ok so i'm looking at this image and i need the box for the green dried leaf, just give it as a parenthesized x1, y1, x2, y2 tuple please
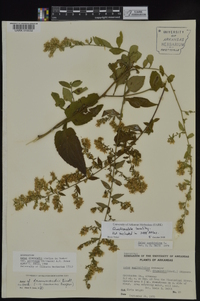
(129, 45, 142, 63)
(76, 184, 81, 195)
(59, 81, 71, 88)
(184, 144, 192, 159)
(97, 157, 102, 168)
(114, 131, 136, 145)
(123, 124, 142, 132)
(89, 104, 104, 117)
(54, 128, 86, 175)
(159, 65, 165, 76)
(126, 97, 157, 108)
(65, 93, 100, 125)
(150, 71, 163, 91)
(167, 74, 175, 83)
(95, 220, 101, 228)
(110, 65, 130, 94)
(109, 48, 125, 55)
(93, 36, 112, 48)
(147, 55, 154, 67)
(111, 193, 124, 199)
(116, 31, 123, 48)
(63, 88, 73, 102)
(178, 121, 185, 131)
(58, 192, 66, 196)
(102, 109, 120, 117)
(72, 80, 82, 87)
(115, 160, 125, 169)
(96, 202, 108, 208)
(101, 180, 111, 190)
(144, 118, 160, 135)
(187, 133, 194, 139)
(113, 179, 122, 186)
(51, 92, 65, 108)
(143, 59, 148, 68)
(127, 76, 145, 92)
(73, 87, 88, 95)
(91, 237, 100, 242)
(89, 176, 99, 181)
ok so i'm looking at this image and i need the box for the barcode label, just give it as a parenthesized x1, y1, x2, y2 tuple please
(7, 22, 41, 32)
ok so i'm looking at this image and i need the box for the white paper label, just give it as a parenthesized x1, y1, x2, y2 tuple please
(135, 240, 173, 249)
(101, 222, 172, 239)
(117, 250, 196, 299)
(13, 252, 76, 273)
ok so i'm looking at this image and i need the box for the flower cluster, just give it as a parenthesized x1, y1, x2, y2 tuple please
(101, 239, 119, 252)
(84, 259, 103, 289)
(124, 170, 147, 194)
(43, 37, 85, 57)
(94, 137, 108, 153)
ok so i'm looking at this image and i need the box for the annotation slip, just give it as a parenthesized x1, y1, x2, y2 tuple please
(13, 252, 76, 273)
(101, 222, 172, 239)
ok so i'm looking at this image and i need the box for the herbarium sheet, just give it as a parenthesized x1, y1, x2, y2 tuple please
(2, 20, 196, 298)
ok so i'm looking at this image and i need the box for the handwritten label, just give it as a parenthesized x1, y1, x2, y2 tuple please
(101, 222, 172, 239)
(156, 27, 190, 54)
(16, 274, 75, 291)
(135, 241, 173, 249)
(13, 252, 76, 273)
(117, 250, 196, 299)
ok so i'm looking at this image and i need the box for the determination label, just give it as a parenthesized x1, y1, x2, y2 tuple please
(13, 252, 77, 273)
(101, 222, 172, 239)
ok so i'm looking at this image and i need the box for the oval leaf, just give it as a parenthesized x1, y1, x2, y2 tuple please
(126, 97, 157, 108)
(72, 80, 82, 87)
(159, 65, 165, 76)
(150, 71, 163, 91)
(115, 160, 125, 169)
(127, 76, 145, 92)
(96, 202, 108, 208)
(63, 88, 72, 102)
(178, 121, 185, 131)
(187, 133, 194, 139)
(55, 128, 86, 175)
(111, 193, 124, 199)
(113, 179, 122, 186)
(167, 74, 175, 83)
(73, 87, 88, 95)
(116, 31, 123, 48)
(93, 36, 112, 48)
(95, 220, 101, 228)
(101, 180, 111, 190)
(147, 54, 154, 66)
(109, 48, 125, 55)
(59, 81, 71, 88)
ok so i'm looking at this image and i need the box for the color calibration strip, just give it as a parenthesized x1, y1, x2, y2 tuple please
(38, 8, 49, 21)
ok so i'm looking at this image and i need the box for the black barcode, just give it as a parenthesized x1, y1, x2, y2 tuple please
(12, 24, 35, 31)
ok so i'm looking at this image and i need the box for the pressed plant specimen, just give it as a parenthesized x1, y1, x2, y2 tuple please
(13, 31, 194, 289)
